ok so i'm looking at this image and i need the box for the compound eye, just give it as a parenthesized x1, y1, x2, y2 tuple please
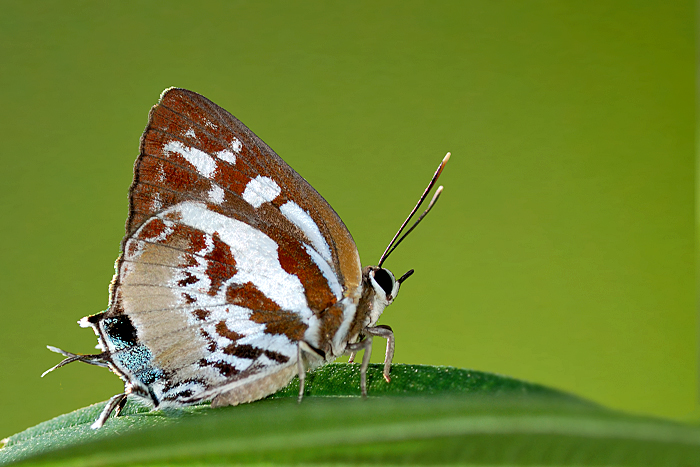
(373, 268, 395, 296)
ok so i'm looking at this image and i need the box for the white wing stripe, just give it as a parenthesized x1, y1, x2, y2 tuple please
(208, 184, 225, 204)
(164, 141, 217, 178)
(242, 176, 281, 208)
(170, 201, 311, 318)
(303, 243, 342, 299)
(280, 201, 332, 264)
(215, 149, 236, 164)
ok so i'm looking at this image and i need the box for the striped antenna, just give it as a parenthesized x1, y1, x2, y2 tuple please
(377, 152, 450, 267)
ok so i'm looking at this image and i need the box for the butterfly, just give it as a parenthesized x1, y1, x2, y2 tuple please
(44, 88, 449, 429)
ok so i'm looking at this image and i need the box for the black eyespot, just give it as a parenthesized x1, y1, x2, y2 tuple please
(373, 268, 394, 296)
(103, 316, 138, 350)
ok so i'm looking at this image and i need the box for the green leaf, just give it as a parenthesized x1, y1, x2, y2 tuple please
(2, 364, 698, 466)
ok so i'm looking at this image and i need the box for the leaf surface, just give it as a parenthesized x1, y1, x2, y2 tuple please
(2, 364, 698, 466)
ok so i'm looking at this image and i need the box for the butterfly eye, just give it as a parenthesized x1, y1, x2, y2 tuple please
(373, 268, 396, 297)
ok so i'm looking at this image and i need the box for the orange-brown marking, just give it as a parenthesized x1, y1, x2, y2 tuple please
(222, 343, 289, 364)
(200, 329, 217, 352)
(211, 161, 249, 196)
(277, 243, 336, 313)
(216, 320, 243, 342)
(193, 308, 209, 320)
(177, 272, 198, 288)
(208, 360, 239, 377)
(205, 232, 237, 296)
(138, 218, 167, 240)
(225, 282, 280, 312)
(182, 293, 196, 305)
(250, 309, 307, 342)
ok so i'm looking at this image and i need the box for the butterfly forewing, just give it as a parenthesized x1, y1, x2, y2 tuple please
(130, 88, 361, 291)
(100, 88, 363, 406)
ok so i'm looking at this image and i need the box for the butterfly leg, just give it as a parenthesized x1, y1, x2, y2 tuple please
(90, 393, 127, 430)
(296, 344, 306, 403)
(113, 392, 129, 418)
(363, 325, 394, 383)
(346, 336, 373, 397)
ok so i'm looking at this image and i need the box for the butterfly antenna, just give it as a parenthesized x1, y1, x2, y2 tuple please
(378, 152, 450, 267)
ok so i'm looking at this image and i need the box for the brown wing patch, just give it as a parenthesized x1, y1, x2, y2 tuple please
(206, 232, 236, 295)
(277, 244, 336, 313)
(225, 282, 280, 312)
(207, 360, 239, 378)
(250, 309, 307, 342)
(216, 320, 243, 341)
(223, 344, 289, 364)
(193, 308, 209, 320)
(138, 217, 168, 240)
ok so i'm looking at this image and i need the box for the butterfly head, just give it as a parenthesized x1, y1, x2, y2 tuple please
(364, 266, 415, 322)
(368, 266, 399, 301)
(360, 266, 397, 327)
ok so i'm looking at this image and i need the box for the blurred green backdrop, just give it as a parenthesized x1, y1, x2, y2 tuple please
(0, 1, 694, 438)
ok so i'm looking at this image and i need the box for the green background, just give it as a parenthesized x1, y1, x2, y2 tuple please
(0, 1, 694, 438)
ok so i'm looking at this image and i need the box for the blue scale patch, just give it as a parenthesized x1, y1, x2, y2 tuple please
(102, 316, 164, 386)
